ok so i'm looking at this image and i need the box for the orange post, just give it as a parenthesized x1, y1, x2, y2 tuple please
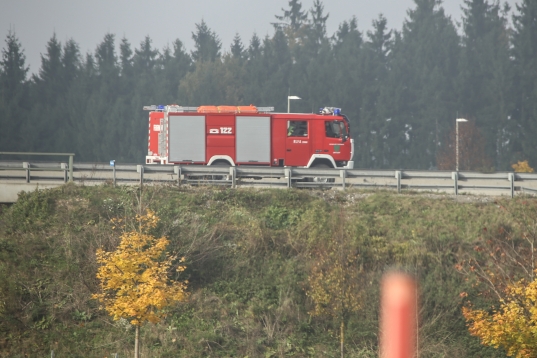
(380, 272, 417, 358)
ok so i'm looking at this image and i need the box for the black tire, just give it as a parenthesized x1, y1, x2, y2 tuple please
(308, 163, 336, 190)
(209, 161, 231, 181)
(311, 163, 335, 184)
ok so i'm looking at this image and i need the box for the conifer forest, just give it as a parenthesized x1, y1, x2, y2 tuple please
(1, 0, 536, 171)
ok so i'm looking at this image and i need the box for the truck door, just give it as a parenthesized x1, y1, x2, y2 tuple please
(285, 120, 311, 166)
(323, 120, 349, 158)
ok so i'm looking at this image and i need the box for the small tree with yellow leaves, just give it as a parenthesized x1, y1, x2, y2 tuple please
(307, 250, 362, 358)
(512, 160, 534, 173)
(305, 211, 362, 358)
(459, 201, 537, 357)
(463, 273, 537, 358)
(93, 209, 188, 358)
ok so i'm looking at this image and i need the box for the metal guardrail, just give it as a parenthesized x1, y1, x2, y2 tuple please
(0, 152, 75, 181)
(1, 161, 537, 198)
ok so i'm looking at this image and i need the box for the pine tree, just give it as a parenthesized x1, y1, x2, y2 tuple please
(88, 33, 121, 161)
(95, 33, 119, 78)
(62, 39, 81, 87)
(360, 15, 393, 168)
(35, 34, 63, 102)
(458, 0, 512, 169)
(329, 17, 363, 147)
(292, 0, 329, 84)
(309, 0, 329, 47)
(260, 30, 292, 111)
(133, 36, 159, 72)
(0, 30, 29, 152)
(383, 0, 460, 169)
(247, 33, 262, 60)
(56, 38, 81, 153)
(242, 33, 264, 106)
(156, 39, 191, 103)
(30, 33, 64, 152)
(68, 53, 96, 161)
(333, 16, 359, 50)
(511, 0, 537, 169)
(0, 30, 28, 103)
(191, 20, 221, 62)
(119, 37, 134, 79)
(230, 33, 244, 59)
(275, 0, 308, 33)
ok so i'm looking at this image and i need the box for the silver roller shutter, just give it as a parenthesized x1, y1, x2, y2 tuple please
(236, 116, 271, 163)
(168, 115, 206, 162)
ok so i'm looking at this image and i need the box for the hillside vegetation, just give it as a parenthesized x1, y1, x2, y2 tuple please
(1, 184, 534, 357)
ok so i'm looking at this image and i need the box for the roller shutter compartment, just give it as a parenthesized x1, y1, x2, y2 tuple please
(168, 115, 206, 162)
(236, 116, 271, 163)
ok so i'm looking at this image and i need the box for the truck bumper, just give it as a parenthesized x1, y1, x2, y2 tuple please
(344, 161, 354, 169)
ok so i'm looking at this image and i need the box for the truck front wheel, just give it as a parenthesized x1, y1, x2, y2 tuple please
(311, 163, 336, 185)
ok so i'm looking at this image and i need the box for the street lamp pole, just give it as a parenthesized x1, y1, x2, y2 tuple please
(288, 95, 301, 113)
(456, 118, 468, 171)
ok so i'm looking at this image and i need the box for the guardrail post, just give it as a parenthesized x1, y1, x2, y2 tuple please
(395, 171, 401, 193)
(61, 163, 68, 182)
(508, 173, 515, 198)
(23, 162, 30, 183)
(452, 172, 458, 196)
(137, 165, 144, 186)
(230, 166, 236, 189)
(340, 170, 346, 190)
(285, 168, 292, 188)
(68, 155, 74, 182)
(174, 165, 181, 186)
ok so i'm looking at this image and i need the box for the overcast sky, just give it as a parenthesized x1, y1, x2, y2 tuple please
(1, 0, 520, 75)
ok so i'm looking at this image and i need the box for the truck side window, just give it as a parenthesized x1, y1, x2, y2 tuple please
(325, 121, 341, 138)
(288, 120, 308, 137)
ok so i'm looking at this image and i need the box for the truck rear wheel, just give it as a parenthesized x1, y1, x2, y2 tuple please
(209, 161, 231, 181)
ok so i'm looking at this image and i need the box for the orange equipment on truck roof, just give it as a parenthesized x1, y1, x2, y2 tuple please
(197, 105, 259, 114)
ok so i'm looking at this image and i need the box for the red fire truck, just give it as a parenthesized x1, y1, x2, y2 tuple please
(144, 105, 354, 169)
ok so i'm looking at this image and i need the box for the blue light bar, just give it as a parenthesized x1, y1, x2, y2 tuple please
(319, 107, 342, 115)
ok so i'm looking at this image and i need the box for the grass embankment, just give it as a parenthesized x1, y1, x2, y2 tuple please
(0, 184, 530, 357)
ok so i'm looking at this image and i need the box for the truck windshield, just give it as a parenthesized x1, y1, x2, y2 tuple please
(325, 121, 348, 138)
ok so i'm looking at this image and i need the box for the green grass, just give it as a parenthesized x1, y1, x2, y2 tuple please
(1, 184, 528, 357)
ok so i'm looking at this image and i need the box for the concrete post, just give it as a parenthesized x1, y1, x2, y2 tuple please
(68, 155, 74, 182)
(395, 171, 402, 193)
(452, 172, 458, 196)
(61, 163, 68, 182)
(285, 168, 292, 188)
(23, 162, 30, 183)
(174, 165, 181, 186)
(230, 166, 236, 188)
(509, 173, 515, 198)
(340, 170, 346, 190)
(137, 165, 144, 186)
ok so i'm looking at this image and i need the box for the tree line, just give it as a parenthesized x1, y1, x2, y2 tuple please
(0, 0, 536, 170)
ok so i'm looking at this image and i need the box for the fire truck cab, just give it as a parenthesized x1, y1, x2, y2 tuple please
(144, 105, 354, 169)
